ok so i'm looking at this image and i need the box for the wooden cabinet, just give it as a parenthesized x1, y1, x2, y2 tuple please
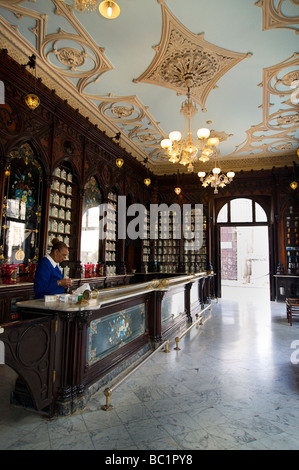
(285, 206, 299, 275)
(183, 207, 207, 274)
(104, 191, 118, 276)
(48, 163, 78, 278)
(152, 205, 208, 274)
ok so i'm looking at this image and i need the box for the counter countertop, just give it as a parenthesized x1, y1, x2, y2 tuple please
(16, 273, 209, 312)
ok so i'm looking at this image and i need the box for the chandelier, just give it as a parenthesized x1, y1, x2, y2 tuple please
(161, 76, 220, 173)
(198, 164, 235, 194)
(74, 0, 98, 12)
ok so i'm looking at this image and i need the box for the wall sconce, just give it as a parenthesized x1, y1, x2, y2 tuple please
(144, 178, 151, 186)
(174, 187, 181, 195)
(290, 181, 298, 190)
(25, 93, 40, 110)
(116, 158, 124, 168)
(23, 54, 40, 110)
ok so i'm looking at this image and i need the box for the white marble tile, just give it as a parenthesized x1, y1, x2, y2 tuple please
(115, 402, 155, 424)
(90, 424, 136, 450)
(1, 294, 299, 451)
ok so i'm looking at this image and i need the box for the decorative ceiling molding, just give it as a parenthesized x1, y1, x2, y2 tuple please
(225, 53, 299, 160)
(255, 0, 299, 34)
(150, 152, 296, 176)
(0, 0, 297, 176)
(134, 3, 252, 112)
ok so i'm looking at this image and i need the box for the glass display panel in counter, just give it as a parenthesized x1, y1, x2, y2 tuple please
(87, 303, 146, 366)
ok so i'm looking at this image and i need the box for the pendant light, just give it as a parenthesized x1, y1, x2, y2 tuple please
(99, 1, 120, 19)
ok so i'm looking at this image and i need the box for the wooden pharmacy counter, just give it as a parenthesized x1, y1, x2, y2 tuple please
(0, 274, 133, 324)
(0, 272, 214, 416)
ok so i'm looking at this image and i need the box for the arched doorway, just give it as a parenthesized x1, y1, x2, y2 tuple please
(216, 198, 271, 301)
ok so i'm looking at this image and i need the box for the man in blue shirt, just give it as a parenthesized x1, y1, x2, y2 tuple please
(34, 241, 72, 299)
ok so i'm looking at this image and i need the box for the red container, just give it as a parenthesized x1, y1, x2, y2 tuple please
(1, 264, 7, 283)
(84, 264, 94, 278)
(6, 264, 18, 283)
(96, 263, 104, 276)
(29, 263, 37, 281)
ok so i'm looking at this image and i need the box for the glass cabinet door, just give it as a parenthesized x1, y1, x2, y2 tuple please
(81, 176, 102, 275)
(0, 142, 43, 281)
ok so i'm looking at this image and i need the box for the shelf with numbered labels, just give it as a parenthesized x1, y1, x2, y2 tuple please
(152, 209, 181, 274)
(48, 163, 79, 278)
(285, 205, 299, 275)
(141, 208, 151, 273)
(103, 191, 118, 276)
(183, 207, 208, 274)
(151, 205, 208, 275)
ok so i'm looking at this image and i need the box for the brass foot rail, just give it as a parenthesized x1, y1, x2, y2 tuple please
(174, 304, 211, 351)
(101, 339, 170, 411)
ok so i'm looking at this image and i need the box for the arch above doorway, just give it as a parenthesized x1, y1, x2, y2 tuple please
(217, 198, 268, 224)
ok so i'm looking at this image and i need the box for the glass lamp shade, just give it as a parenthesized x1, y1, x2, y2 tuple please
(197, 128, 210, 139)
(202, 148, 213, 157)
(99, 0, 120, 18)
(207, 137, 219, 146)
(290, 181, 298, 190)
(212, 167, 221, 175)
(174, 187, 181, 195)
(169, 154, 179, 164)
(25, 93, 40, 110)
(199, 154, 210, 163)
(198, 171, 206, 178)
(161, 138, 172, 149)
(169, 131, 182, 142)
(227, 171, 235, 179)
(116, 158, 124, 168)
(144, 178, 151, 186)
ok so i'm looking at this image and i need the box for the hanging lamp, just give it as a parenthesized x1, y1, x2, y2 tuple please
(99, 0, 120, 18)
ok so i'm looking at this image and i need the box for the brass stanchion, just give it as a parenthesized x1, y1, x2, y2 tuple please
(101, 387, 113, 411)
(101, 339, 171, 411)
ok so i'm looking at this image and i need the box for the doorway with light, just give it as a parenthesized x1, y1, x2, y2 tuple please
(217, 198, 271, 301)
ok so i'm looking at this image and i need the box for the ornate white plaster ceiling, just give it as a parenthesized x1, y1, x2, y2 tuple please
(0, 0, 298, 175)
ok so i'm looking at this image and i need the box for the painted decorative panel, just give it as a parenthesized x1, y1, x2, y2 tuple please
(161, 291, 185, 325)
(87, 303, 146, 366)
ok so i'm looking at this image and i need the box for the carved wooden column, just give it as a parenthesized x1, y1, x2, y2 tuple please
(148, 289, 165, 342)
(184, 281, 192, 321)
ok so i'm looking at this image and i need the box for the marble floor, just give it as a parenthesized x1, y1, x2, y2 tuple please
(1, 287, 299, 450)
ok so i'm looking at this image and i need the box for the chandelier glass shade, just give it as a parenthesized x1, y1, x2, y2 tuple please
(198, 167, 235, 194)
(161, 90, 220, 174)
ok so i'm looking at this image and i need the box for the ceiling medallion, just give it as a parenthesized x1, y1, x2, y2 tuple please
(74, 0, 98, 12)
(134, 4, 251, 111)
